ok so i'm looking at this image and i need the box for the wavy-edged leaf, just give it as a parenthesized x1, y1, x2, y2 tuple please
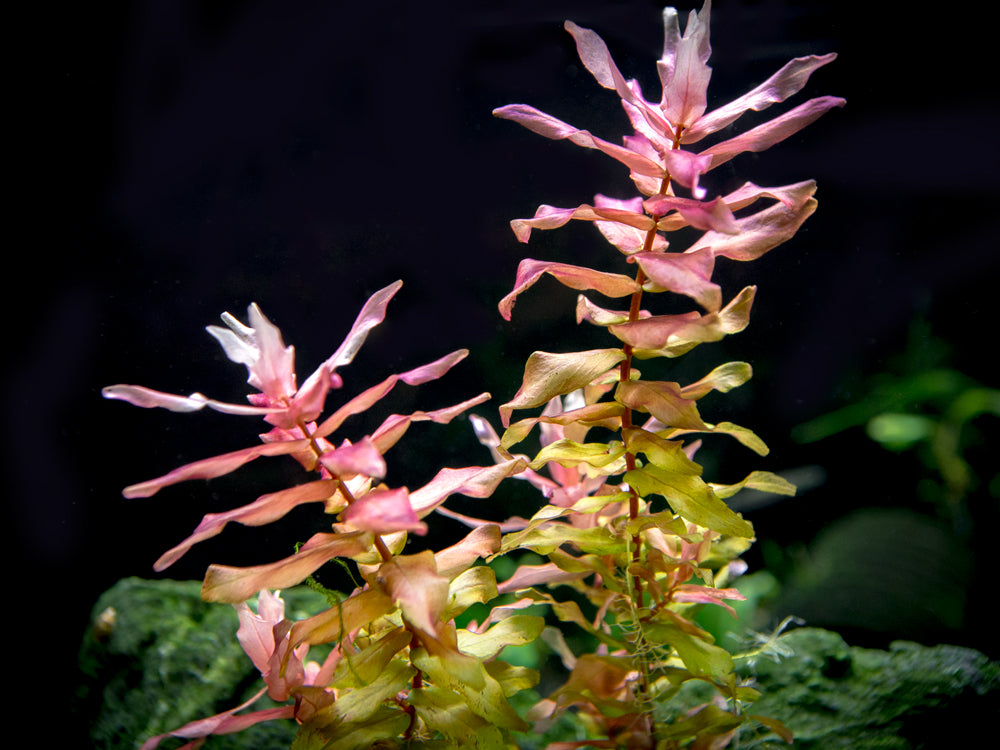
(201, 530, 372, 602)
(457, 614, 546, 661)
(500, 400, 624, 450)
(412, 649, 529, 731)
(379, 550, 450, 636)
(711, 470, 797, 499)
(501, 522, 621, 556)
(616, 379, 707, 432)
(153, 479, 338, 571)
(625, 464, 754, 538)
(622, 427, 702, 476)
(610, 286, 755, 358)
(680, 361, 753, 400)
(447, 564, 499, 619)
(529, 438, 626, 472)
(502, 349, 626, 427)
(409, 687, 507, 749)
(287, 587, 395, 651)
(499, 258, 640, 322)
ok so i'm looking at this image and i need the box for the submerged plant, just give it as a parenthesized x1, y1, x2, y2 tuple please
(468, 0, 842, 745)
(104, 283, 534, 748)
(101, 2, 840, 748)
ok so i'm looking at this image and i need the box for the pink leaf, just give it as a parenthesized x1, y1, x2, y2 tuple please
(318, 436, 387, 479)
(493, 104, 663, 177)
(688, 192, 818, 261)
(154, 479, 339, 571)
(318, 280, 403, 372)
(409, 460, 529, 517)
(102, 385, 276, 416)
(201, 531, 371, 603)
(700, 96, 846, 170)
(121, 440, 308, 499)
(632, 247, 721, 312)
(138, 687, 291, 750)
(658, 1, 713, 128)
(341, 487, 427, 535)
(500, 258, 639, 321)
(685, 53, 838, 143)
(379, 550, 450, 635)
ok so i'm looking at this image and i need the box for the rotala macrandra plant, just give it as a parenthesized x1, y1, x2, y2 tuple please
(103, 2, 841, 748)
(465, 0, 842, 745)
(104, 282, 535, 749)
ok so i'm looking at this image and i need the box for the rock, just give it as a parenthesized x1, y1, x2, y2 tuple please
(744, 627, 1000, 749)
(75, 577, 330, 750)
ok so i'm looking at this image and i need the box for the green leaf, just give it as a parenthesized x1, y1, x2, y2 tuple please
(457, 615, 546, 660)
(410, 686, 508, 749)
(447, 564, 499, 620)
(711, 470, 797, 500)
(288, 587, 394, 652)
(625, 464, 754, 538)
(292, 704, 411, 750)
(501, 522, 622, 556)
(500, 349, 626, 427)
(529, 438, 626, 471)
(412, 650, 529, 731)
(332, 626, 411, 688)
(327, 658, 416, 725)
(680, 361, 754, 399)
(623, 427, 702, 476)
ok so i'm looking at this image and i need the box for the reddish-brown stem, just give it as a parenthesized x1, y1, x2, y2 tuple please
(298, 419, 394, 563)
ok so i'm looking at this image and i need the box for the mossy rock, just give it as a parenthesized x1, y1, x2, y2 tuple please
(75, 579, 998, 749)
(744, 627, 999, 749)
(75, 577, 331, 750)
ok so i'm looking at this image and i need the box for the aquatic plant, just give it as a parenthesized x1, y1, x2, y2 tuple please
(103, 2, 841, 747)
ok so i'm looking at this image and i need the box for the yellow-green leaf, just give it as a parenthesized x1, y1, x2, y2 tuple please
(625, 464, 754, 538)
(500, 349, 626, 427)
(711, 470, 797, 500)
(457, 614, 545, 661)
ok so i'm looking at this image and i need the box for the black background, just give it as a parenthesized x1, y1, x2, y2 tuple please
(11, 0, 998, 735)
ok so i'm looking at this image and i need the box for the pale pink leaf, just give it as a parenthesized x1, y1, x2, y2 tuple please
(318, 436, 387, 479)
(122, 440, 308, 499)
(688, 194, 818, 261)
(632, 246, 721, 312)
(341, 487, 427, 535)
(102, 385, 276, 416)
(154, 479, 339, 571)
(685, 53, 838, 143)
(319, 280, 403, 372)
(700, 96, 846, 170)
(658, 1, 713, 128)
(409, 460, 529, 517)
(500, 258, 640, 321)
(434, 525, 503, 579)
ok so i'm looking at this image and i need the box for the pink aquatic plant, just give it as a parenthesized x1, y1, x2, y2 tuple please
(102, 3, 841, 747)
(479, 0, 841, 745)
